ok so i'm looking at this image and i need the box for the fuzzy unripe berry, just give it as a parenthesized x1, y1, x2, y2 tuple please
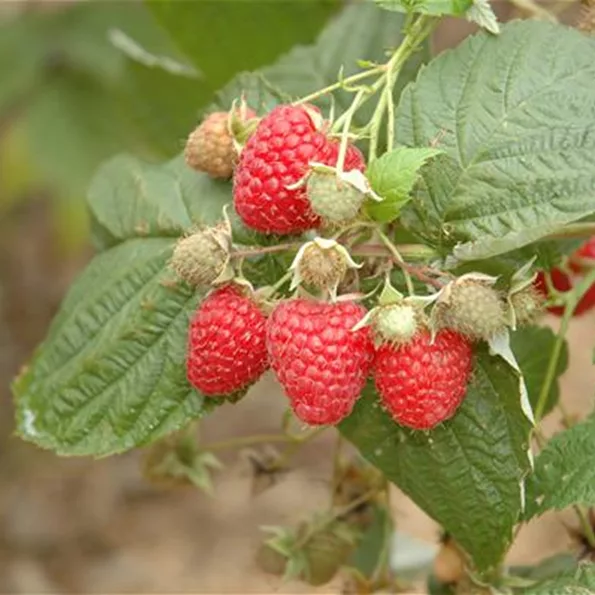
(374, 303, 419, 345)
(299, 242, 347, 290)
(307, 171, 366, 225)
(436, 278, 506, 341)
(170, 225, 230, 287)
(185, 108, 255, 179)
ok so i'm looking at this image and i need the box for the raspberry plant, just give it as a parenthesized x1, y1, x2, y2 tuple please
(11, 2, 595, 592)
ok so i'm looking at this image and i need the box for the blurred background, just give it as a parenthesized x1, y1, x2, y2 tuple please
(0, 1, 591, 593)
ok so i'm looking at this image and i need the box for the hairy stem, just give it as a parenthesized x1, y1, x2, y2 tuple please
(377, 229, 416, 294)
(294, 65, 385, 106)
(336, 87, 368, 172)
(367, 15, 436, 161)
(232, 242, 302, 258)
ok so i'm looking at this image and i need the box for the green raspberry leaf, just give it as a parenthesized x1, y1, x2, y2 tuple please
(524, 413, 595, 520)
(12, 238, 213, 457)
(375, 0, 473, 16)
(340, 347, 532, 572)
(88, 154, 231, 250)
(511, 326, 568, 418)
(466, 0, 500, 35)
(147, 0, 340, 93)
(395, 21, 595, 261)
(518, 562, 595, 595)
(366, 146, 444, 223)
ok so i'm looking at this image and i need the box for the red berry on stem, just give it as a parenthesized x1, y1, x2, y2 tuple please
(266, 299, 374, 425)
(233, 104, 365, 235)
(187, 285, 268, 397)
(375, 330, 473, 430)
(534, 269, 595, 317)
(569, 236, 595, 273)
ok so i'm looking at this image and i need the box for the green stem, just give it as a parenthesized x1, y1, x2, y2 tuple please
(385, 66, 395, 153)
(295, 488, 379, 550)
(546, 222, 595, 240)
(232, 242, 302, 259)
(294, 65, 385, 106)
(376, 229, 415, 295)
(330, 432, 344, 505)
(534, 267, 595, 420)
(336, 88, 367, 172)
(366, 15, 436, 161)
(576, 506, 595, 549)
(270, 270, 292, 293)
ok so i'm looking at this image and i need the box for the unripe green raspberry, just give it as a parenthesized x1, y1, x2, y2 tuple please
(299, 243, 348, 290)
(170, 225, 230, 287)
(290, 238, 360, 297)
(510, 284, 544, 326)
(306, 171, 365, 224)
(374, 303, 419, 345)
(437, 279, 506, 341)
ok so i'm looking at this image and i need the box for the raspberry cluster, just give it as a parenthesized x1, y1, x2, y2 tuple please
(178, 101, 595, 431)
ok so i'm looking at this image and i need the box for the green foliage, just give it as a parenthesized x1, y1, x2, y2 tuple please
(376, 0, 473, 16)
(466, 0, 500, 34)
(348, 505, 393, 578)
(88, 155, 230, 250)
(524, 413, 595, 520)
(510, 326, 568, 418)
(395, 21, 595, 262)
(518, 562, 595, 595)
(147, 0, 340, 93)
(366, 146, 444, 222)
(0, 3, 186, 195)
(340, 348, 533, 572)
(12, 238, 209, 457)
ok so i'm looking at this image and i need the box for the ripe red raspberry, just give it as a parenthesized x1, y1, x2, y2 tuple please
(569, 236, 595, 273)
(534, 269, 595, 317)
(375, 330, 473, 430)
(187, 285, 268, 397)
(233, 105, 365, 235)
(266, 299, 374, 425)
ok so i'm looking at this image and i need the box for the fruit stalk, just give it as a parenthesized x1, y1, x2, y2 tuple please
(534, 266, 595, 420)
(293, 64, 385, 106)
(367, 15, 437, 161)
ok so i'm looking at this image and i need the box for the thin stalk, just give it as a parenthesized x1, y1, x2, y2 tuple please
(231, 242, 302, 259)
(294, 66, 385, 106)
(376, 229, 415, 295)
(534, 267, 595, 420)
(330, 432, 344, 506)
(576, 506, 595, 549)
(351, 244, 445, 289)
(336, 87, 368, 172)
(366, 15, 436, 161)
